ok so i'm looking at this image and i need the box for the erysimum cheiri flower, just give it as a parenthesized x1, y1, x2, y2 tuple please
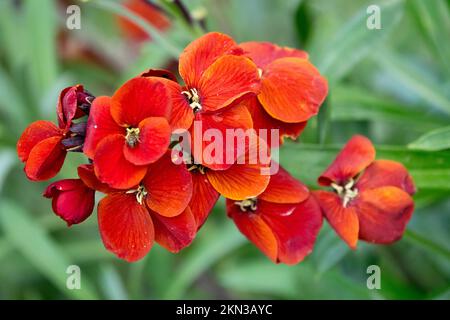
(239, 42, 328, 146)
(83, 77, 172, 189)
(226, 165, 322, 264)
(313, 135, 416, 249)
(17, 85, 93, 181)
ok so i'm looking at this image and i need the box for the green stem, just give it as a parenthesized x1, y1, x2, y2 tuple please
(403, 229, 450, 261)
(90, 0, 183, 58)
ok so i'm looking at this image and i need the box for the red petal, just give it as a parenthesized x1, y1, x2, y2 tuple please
(98, 193, 154, 262)
(198, 55, 260, 112)
(25, 136, 66, 181)
(111, 77, 171, 127)
(190, 102, 254, 170)
(151, 206, 197, 253)
(77, 164, 114, 194)
(240, 41, 308, 68)
(139, 68, 178, 82)
(258, 57, 328, 122)
(123, 117, 171, 165)
(258, 164, 309, 204)
(44, 179, 94, 226)
(83, 96, 123, 159)
(318, 135, 376, 186)
(189, 171, 220, 229)
(179, 32, 243, 88)
(17, 120, 62, 162)
(356, 160, 416, 195)
(355, 187, 414, 244)
(57, 85, 85, 129)
(94, 134, 147, 189)
(313, 191, 359, 249)
(143, 152, 193, 217)
(244, 96, 306, 147)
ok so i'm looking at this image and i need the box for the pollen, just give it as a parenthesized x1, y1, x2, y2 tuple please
(235, 197, 258, 212)
(125, 127, 140, 148)
(126, 185, 148, 205)
(181, 88, 202, 113)
(331, 179, 358, 208)
(187, 164, 206, 175)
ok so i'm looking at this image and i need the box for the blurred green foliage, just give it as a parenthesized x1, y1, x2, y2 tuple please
(0, 0, 449, 300)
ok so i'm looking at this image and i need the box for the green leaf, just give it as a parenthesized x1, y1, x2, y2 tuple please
(408, 126, 450, 151)
(313, 0, 404, 82)
(0, 200, 99, 299)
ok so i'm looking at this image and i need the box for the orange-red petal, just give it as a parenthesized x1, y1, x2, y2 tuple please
(77, 164, 115, 194)
(17, 120, 62, 162)
(179, 32, 243, 88)
(318, 135, 376, 186)
(94, 134, 147, 189)
(189, 171, 220, 229)
(151, 206, 197, 253)
(143, 152, 192, 217)
(313, 190, 359, 249)
(98, 193, 154, 262)
(123, 117, 171, 165)
(83, 96, 123, 159)
(258, 57, 328, 123)
(355, 187, 414, 244)
(258, 164, 309, 204)
(356, 160, 416, 195)
(198, 55, 260, 112)
(24, 136, 66, 181)
(240, 41, 308, 68)
(111, 77, 171, 127)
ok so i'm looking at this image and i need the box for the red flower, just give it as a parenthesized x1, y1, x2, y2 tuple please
(240, 41, 328, 144)
(226, 165, 322, 264)
(313, 135, 416, 249)
(96, 153, 195, 262)
(17, 85, 92, 181)
(43, 178, 95, 226)
(143, 32, 260, 170)
(83, 77, 172, 189)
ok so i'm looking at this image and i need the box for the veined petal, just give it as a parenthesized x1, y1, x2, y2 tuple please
(259, 57, 328, 122)
(318, 135, 376, 186)
(98, 193, 154, 262)
(151, 206, 197, 253)
(355, 187, 414, 244)
(25, 136, 66, 181)
(313, 190, 359, 249)
(189, 171, 220, 229)
(83, 96, 123, 159)
(57, 85, 86, 129)
(356, 160, 416, 195)
(240, 41, 308, 68)
(143, 152, 193, 217)
(77, 164, 114, 194)
(258, 164, 309, 204)
(179, 32, 243, 88)
(111, 77, 171, 127)
(198, 55, 260, 112)
(94, 134, 147, 189)
(44, 179, 95, 226)
(17, 120, 62, 162)
(123, 117, 171, 165)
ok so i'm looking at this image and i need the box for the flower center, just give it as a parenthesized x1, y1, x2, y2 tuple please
(331, 178, 358, 208)
(125, 127, 140, 148)
(126, 185, 147, 205)
(181, 88, 202, 113)
(187, 164, 206, 175)
(235, 197, 258, 212)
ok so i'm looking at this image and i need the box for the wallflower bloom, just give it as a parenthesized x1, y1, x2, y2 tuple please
(226, 165, 322, 264)
(84, 77, 172, 189)
(240, 42, 328, 144)
(17, 85, 92, 181)
(314, 135, 416, 249)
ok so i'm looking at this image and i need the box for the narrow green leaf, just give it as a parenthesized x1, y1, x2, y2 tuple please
(408, 126, 450, 151)
(0, 200, 99, 299)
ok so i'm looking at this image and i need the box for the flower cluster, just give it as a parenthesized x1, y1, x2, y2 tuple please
(17, 32, 415, 263)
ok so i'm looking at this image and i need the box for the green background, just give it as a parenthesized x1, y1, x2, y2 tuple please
(0, 0, 449, 299)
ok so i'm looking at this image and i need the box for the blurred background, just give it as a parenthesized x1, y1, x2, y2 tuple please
(0, 0, 449, 299)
